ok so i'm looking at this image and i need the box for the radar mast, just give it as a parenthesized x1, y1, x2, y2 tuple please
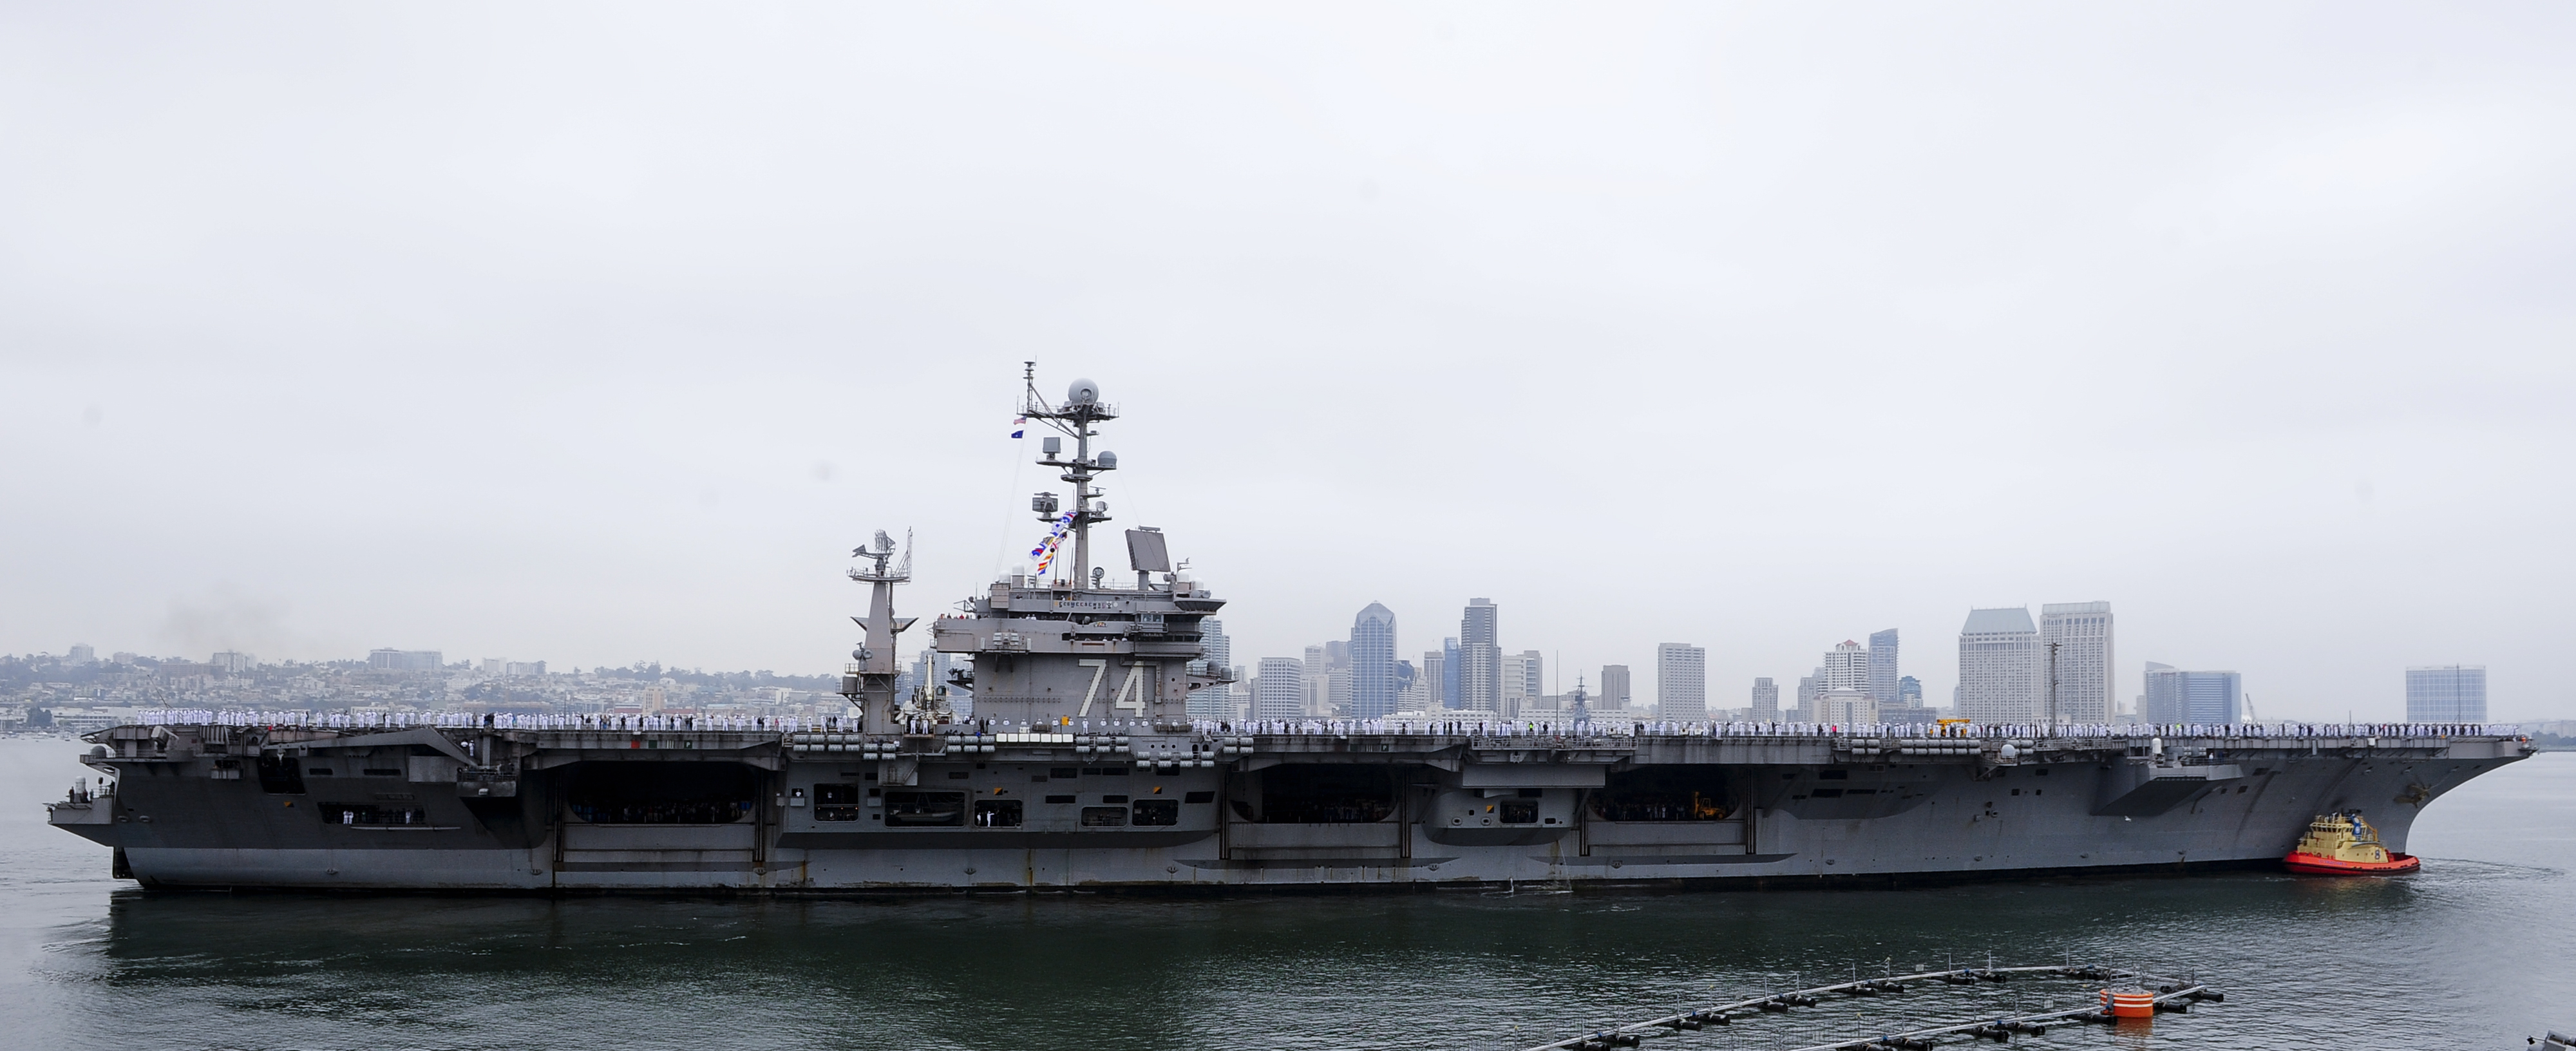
(1019, 361, 1119, 586)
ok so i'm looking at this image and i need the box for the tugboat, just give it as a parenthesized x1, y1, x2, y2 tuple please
(2283, 811, 2420, 875)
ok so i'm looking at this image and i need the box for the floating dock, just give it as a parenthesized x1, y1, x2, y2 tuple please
(1524, 963, 2222, 1051)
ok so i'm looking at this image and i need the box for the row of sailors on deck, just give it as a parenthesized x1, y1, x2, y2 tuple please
(128, 708, 2508, 743)
(1176, 719, 2510, 741)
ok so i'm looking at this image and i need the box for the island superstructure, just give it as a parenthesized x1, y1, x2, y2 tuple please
(44, 369, 2536, 891)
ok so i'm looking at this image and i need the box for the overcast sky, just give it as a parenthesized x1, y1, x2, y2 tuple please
(5, 4, 2572, 721)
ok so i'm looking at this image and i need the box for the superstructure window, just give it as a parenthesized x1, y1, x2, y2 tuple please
(1132, 800, 1178, 826)
(1499, 800, 1538, 824)
(363, 768, 402, 777)
(1080, 806, 1128, 827)
(974, 800, 1023, 828)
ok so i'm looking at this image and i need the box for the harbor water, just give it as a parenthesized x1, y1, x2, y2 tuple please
(3, 737, 2568, 1050)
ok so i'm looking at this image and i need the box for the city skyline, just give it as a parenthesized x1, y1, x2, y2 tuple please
(26, 567, 2531, 726)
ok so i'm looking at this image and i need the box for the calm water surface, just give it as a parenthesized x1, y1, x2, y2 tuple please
(3, 738, 2569, 1050)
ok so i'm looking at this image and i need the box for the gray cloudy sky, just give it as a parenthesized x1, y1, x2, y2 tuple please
(5, 4, 2572, 721)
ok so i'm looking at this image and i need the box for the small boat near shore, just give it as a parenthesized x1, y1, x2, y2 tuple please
(2284, 811, 2419, 875)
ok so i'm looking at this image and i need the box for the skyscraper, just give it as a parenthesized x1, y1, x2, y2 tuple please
(1459, 600, 1500, 713)
(1186, 618, 1233, 720)
(1656, 643, 1706, 721)
(2039, 601, 2114, 724)
(1750, 677, 1778, 720)
(1822, 640, 1869, 692)
(1897, 676, 1923, 706)
(1958, 607, 2043, 723)
(1812, 640, 1874, 724)
(1253, 656, 1305, 721)
(2406, 666, 2487, 721)
(1442, 637, 1461, 709)
(1416, 649, 1446, 713)
(1866, 629, 1900, 704)
(1600, 665, 1632, 711)
(2142, 665, 2240, 724)
(1501, 652, 1534, 716)
(1349, 603, 1398, 719)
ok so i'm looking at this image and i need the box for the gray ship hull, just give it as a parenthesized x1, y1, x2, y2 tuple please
(50, 723, 2531, 892)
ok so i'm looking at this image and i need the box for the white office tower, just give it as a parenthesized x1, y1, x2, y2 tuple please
(1822, 640, 1869, 692)
(1600, 665, 1633, 712)
(1807, 640, 1875, 723)
(1459, 599, 1501, 713)
(1866, 629, 1900, 703)
(1958, 607, 2043, 723)
(1656, 643, 1707, 721)
(2143, 665, 2241, 724)
(2039, 601, 2114, 724)
(1253, 656, 1305, 721)
(1751, 677, 1779, 719)
(2406, 666, 2488, 721)
(1349, 603, 1397, 719)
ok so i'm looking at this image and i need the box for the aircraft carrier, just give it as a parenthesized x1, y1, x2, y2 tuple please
(44, 369, 2535, 891)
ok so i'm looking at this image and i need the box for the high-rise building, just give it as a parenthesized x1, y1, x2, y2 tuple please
(1188, 619, 1233, 719)
(1656, 643, 1707, 721)
(2406, 665, 2488, 722)
(1751, 677, 1778, 719)
(210, 651, 256, 674)
(1600, 665, 1633, 712)
(1417, 649, 1446, 713)
(66, 644, 95, 665)
(1501, 651, 1545, 715)
(1823, 640, 1869, 692)
(1349, 603, 1398, 719)
(1443, 638, 1461, 708)
(1957, 607, 2042, 723)
(1253, 657, 1305, 721)
(1897, 676, 1923, 706)
(1459, 600, 1500, 713)
(2142, 665, 2240, 724)
(1866, 629, 1900, 703)
(2039, 601, 2114, 724)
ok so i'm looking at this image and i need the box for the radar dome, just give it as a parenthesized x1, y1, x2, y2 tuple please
(1067, 378, 1100, 405)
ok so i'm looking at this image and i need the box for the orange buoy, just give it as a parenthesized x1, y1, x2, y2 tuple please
(2100, 989, 2157, 1018)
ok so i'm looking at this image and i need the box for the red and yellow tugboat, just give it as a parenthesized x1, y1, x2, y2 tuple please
(2284, 811, 2420, 875)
